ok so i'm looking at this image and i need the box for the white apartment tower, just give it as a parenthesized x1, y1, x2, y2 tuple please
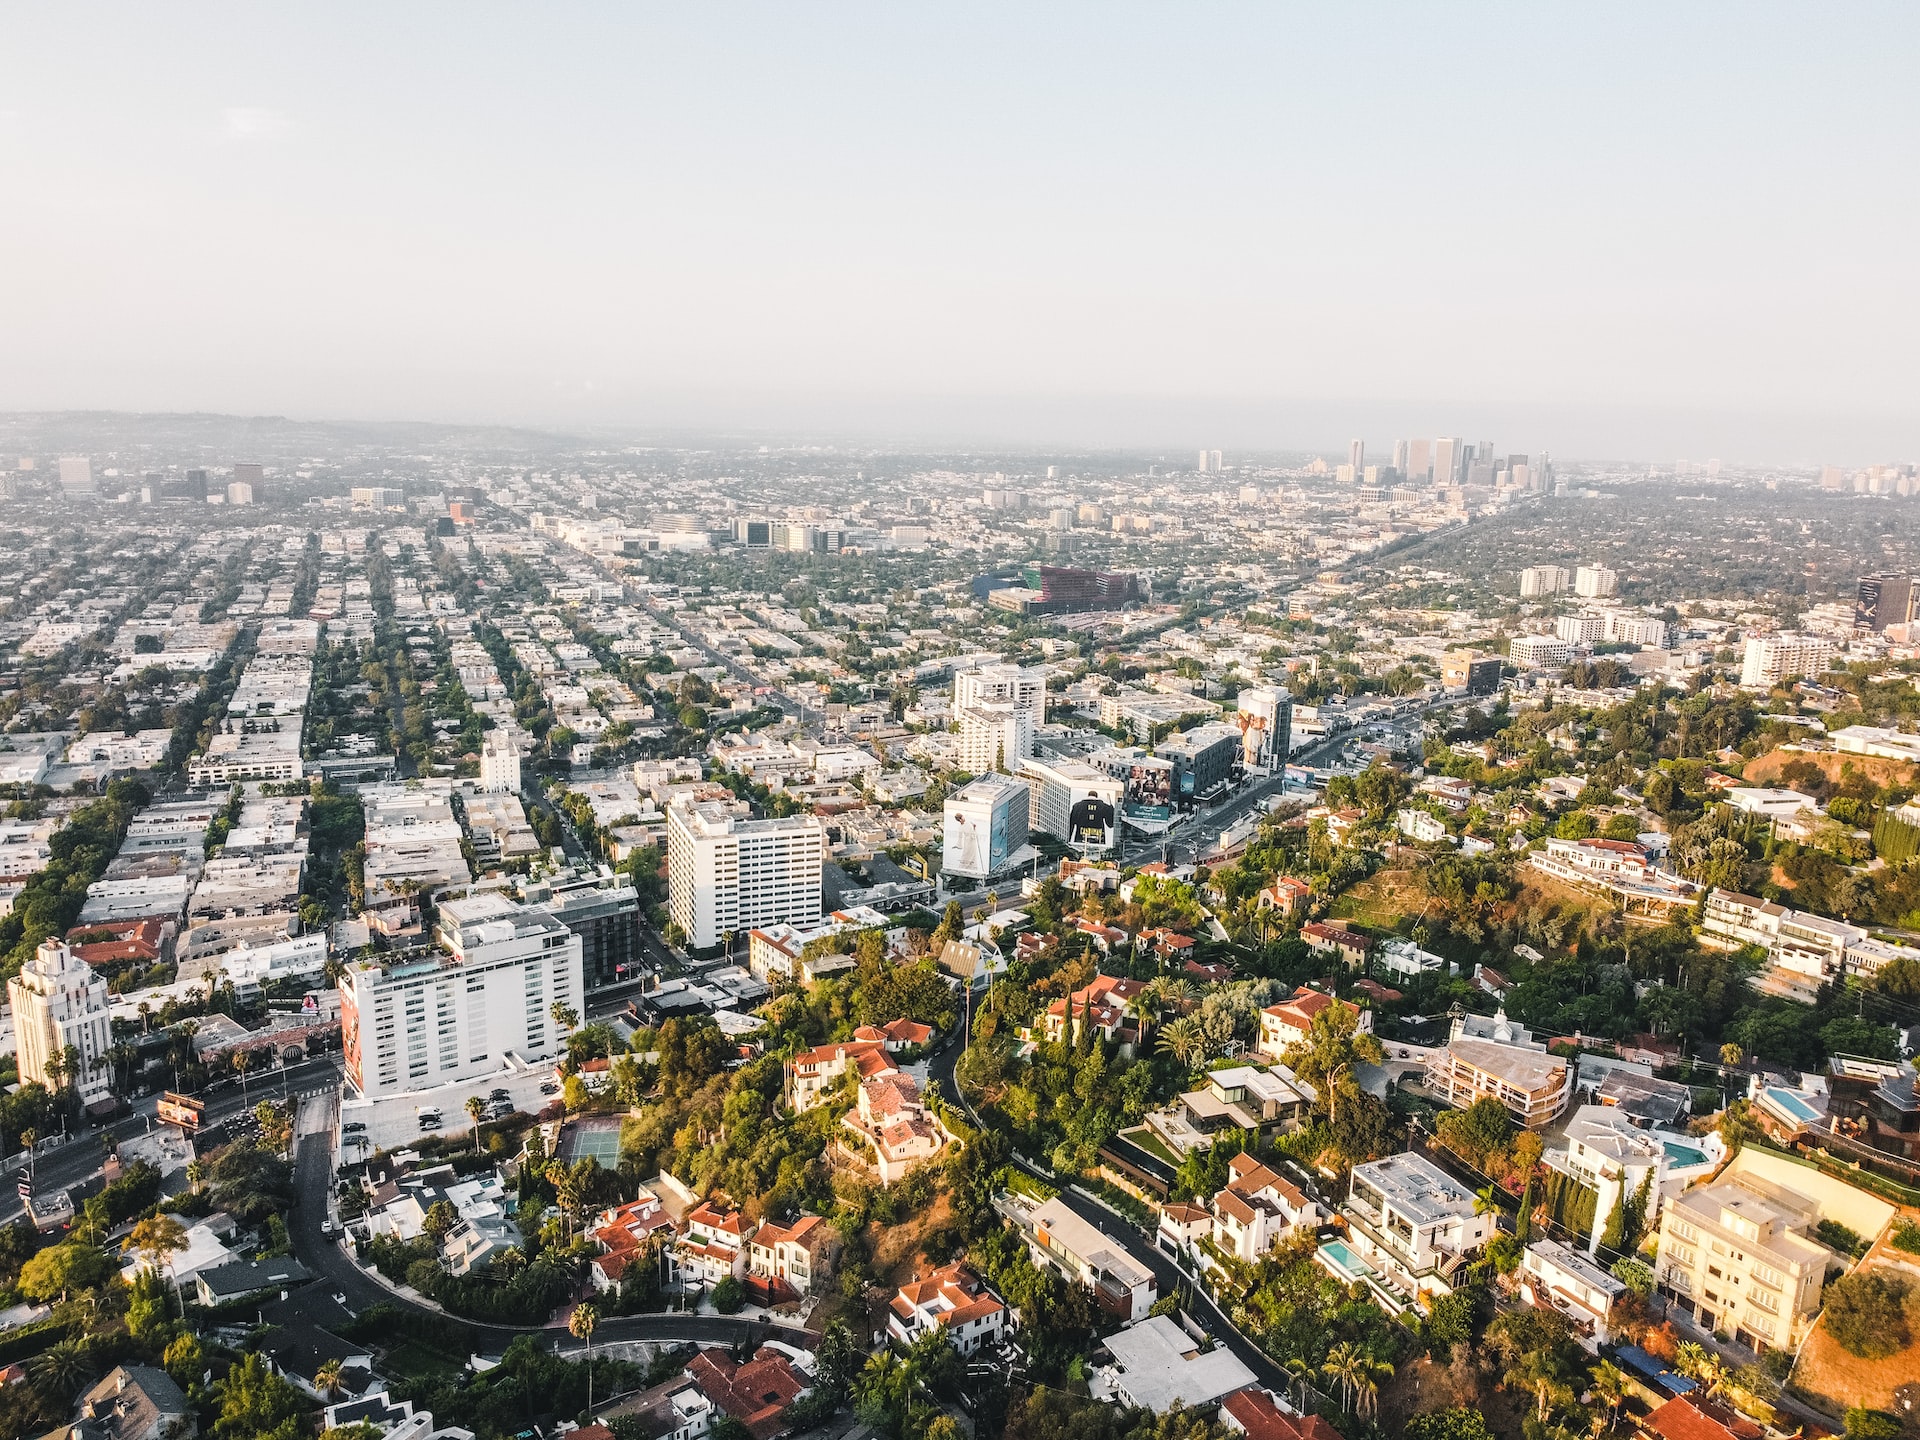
(1518, 565, 1570, 598)
(1574, 565, 1618, 598)
(8, 938, 114, 1105)
(953, 661, 1046, 730)
(339, 894, 583, 1098)
(956, 703, 1032, 774)
(667, 800, 826, 950)
(478, 731, 521, 794)
(1741, 635, 1836, 689)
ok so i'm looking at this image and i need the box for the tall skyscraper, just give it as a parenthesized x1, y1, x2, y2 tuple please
(1856, 576, 1917, 632)
(1348, 439, 1364, 474)
(1210, 449, 1223, 472)
(1821, 465, 1845, 491)
(1392, 439, 1410, 473)
(1433, 437, 1463, 487)
(1197, 449, 1211, 473)
(1405, 438, 1431, 483)
(232, 462, 265, 494)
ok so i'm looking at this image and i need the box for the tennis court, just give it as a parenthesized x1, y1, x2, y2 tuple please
(559, 1117, 623, 1166)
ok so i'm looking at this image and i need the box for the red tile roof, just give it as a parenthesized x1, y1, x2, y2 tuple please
(686, 1346, 809, 1440)
(1220, 1387, 1343, 1440)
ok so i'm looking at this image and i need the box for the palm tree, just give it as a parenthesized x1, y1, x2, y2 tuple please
(1156, 1016, 1206, 1070)
(30, 1337, 95, 1401)
(20, 1128, 37, 1187)
(315, 1359, 345, 1401)
(1474, 1185, 1505, 1226)
(137, 1001, 152, 1035)
(1353, 1345, 1394, 1421)
(570, 1301, 601, 1416)
(1589, 1360, 1627, 1432)
(465, 1095, 487, 1152)
(1322, 1341, 1366, 1414)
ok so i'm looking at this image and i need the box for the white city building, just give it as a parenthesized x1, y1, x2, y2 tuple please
(953, 661, 1046, 730)
(1741, 634, 1835, 688)
(338, 894, 583, 1097)
(667, 800, 826, 951)
(7, 938, 114, 1106)
(1554, 613, 1606, 644)
(955, 701, 1033, 774)
(1016, 754, 1123, 853)
(1574, 565, 1618, 599)
(478, 731, 521, 794)
(1508, 634, 1574, 668)
(1518, 565, 1570, 598)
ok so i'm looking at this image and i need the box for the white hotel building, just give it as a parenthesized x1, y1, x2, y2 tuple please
(667, 800, 826, 951)
(339, 894, 582, 1098)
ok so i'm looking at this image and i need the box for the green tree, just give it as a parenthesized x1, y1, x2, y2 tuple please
(19, 1242, 112, 1302)
(1822, 1271, 1913, 1359)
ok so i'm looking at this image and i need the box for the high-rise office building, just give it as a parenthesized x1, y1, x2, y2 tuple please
(232, 462, 265, 496)
(1820, 466, 1845, 492)
(1433, 437, 1463, 487)
(58, 457, 94, 495)
(339, 894, 583, 1098)
(8, 938, 114, 1107)
(667, 801, 825, 951)
(186, 468, 210, 501)
(525, 871, 643, 991)
(1197, 450, 1212, 473)
(1574, 565, 1618, 599)
(1232, 686, 1293, 770)
(1392, 439, 1410, 474)
(1855, 576, 1917, 632)
(227, 482, 255, 505)
(942, 776, 1031, 881)
(1348, 440, 1364, 475)
(1015, 756, 1122, 853)
(1405, 438, 1431, 483)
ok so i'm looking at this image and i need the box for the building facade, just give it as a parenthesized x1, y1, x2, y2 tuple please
(667, 801, 826, 951)
(338, 894, 583, 1097)
(1654, 1175, 1828, 1351)
(8, 938, 114, 1106)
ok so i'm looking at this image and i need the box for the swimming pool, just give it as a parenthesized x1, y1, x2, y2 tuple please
(1765, 1087, 1820, 1124)
(1662, 1141, 1708, 1168)
(1319, 1239, 1375, 1278)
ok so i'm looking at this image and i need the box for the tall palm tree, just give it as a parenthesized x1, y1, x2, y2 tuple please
(465, 1096, 487, 1152)
(1353, 1346, 1394, 1421)
(1322, 1342, 1365, 1414)
(1589, 1360, 1627, 1433)
(570, 1301, 601, 1416)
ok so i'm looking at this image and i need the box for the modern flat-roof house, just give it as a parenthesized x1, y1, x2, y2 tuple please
(998, 1192, 1157, 1321)
(1339, 1152, 1491, 1304)
(1519, 1239, 1628, 1351)
(1089, 1314, 1257, 1412)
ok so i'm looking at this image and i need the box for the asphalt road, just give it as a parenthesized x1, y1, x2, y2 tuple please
(2, 1053, 348, 1226)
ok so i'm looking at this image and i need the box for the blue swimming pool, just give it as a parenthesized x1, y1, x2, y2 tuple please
(1662, 1141, 1708, 1168)
(1766, 1087, 1820, 1123)
(1319, 1239, 1374, 1277)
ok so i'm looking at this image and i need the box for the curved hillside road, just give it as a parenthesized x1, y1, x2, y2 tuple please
(288, 1130, 795, 1351)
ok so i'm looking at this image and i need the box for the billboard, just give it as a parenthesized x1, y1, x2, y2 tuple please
(1068, 794, 1118, 851)
(943, 784, 1021, 879)
(1122, 757, 1174, 830)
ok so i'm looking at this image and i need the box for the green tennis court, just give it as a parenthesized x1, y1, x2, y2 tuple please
(559, 1118, 622, 1166)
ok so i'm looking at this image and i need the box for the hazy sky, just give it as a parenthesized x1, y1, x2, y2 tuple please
(2, 5, 1915, 461)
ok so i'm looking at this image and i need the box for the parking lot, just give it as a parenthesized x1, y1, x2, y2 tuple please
(337, 1064, 563, 1157)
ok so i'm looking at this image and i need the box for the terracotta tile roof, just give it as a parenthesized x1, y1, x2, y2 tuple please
(686, 1346, 809, 1440)
(1646, 1396, 1762, 1440)
(1220, 1387, 1342, 1440)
